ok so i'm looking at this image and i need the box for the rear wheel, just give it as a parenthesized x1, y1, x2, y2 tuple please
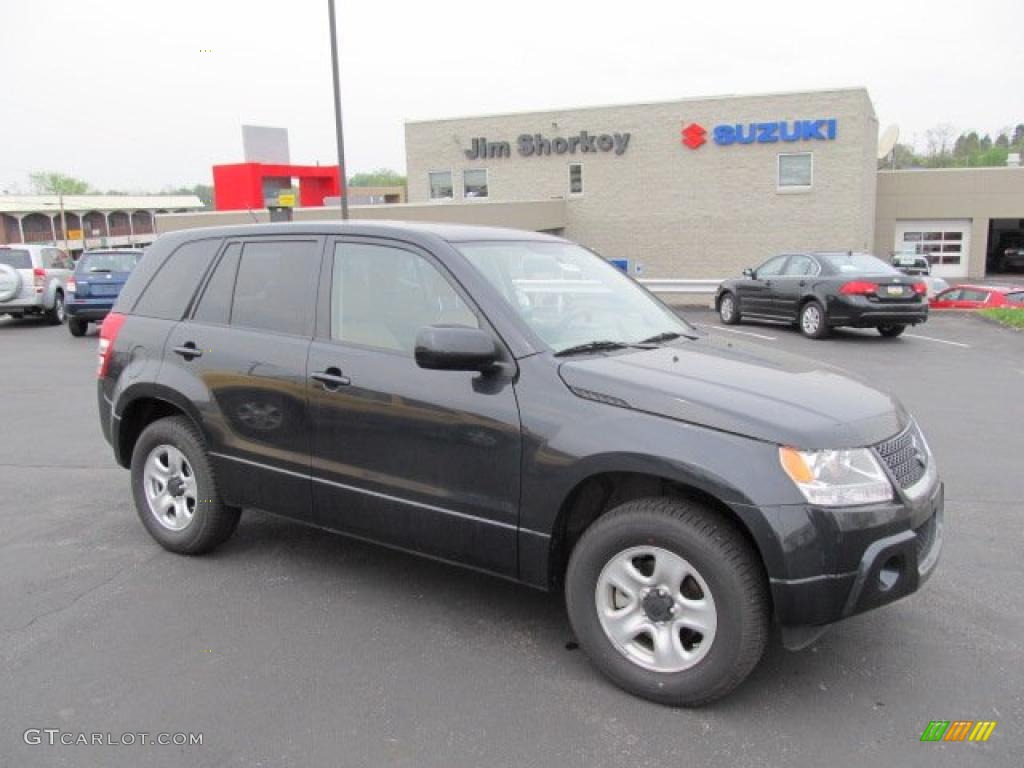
(68, 317, 88, 337)
(799, 300, 829, 339)
(718, 292, 741, 325)
(877, 324, 906, 338)
(565, 497, 770, 706)
(46, 291, 65, 325)
(130, 416, 241, 554)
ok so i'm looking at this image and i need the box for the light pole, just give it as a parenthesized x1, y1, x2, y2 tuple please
(327, 0, 349, 220)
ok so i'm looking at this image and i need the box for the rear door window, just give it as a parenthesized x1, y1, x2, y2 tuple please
(1006, 292, 1024, 305)
(0, 249, 32, 269)
(959, 289, 989, 302)
(193, 243, 241, 325)
(132, 238, 222, 320)
(229, 240, 321, 336)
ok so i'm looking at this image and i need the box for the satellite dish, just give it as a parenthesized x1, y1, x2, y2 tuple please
(878, 124, 900, 160)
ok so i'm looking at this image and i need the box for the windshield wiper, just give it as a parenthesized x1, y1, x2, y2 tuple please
(555, 340, 633, 357)
(88, 268, 113, 273)
(639, 331, 684, 344)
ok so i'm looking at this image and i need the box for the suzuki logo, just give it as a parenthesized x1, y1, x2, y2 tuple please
(681, 122, 707, 149)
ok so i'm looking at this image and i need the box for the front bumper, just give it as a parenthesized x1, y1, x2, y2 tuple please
(769, 479, 943, 642)
(826, 295, 928, 327)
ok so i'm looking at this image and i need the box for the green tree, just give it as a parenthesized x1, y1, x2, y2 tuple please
(995, 132, 1009, 149)
(29, 171, 92, 195)
(165, 183, 215, 209)
(348, 168, 406, 188)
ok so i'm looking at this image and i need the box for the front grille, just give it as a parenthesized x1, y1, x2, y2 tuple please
(874, 424, 928, 489)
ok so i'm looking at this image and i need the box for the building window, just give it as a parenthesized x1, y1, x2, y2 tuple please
(778, 153, 813, 189)
(568, 163, 584, 196)
(428, 171, 453, 200)
(463, 169, 488, 199)
(901, 230, 964, 265)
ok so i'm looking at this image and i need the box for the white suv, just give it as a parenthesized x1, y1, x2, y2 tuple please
(0, 244, 73, 323)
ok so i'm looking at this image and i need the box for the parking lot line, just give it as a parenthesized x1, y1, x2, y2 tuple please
(904, 333, 971, 348)
(709, 325, 778, 341)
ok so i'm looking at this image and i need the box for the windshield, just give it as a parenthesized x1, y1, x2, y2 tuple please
(0, 248, 32, 269)
(78, 251, 141, 273)
(457, 241, 692, 353)
(820, 252, 899, 275)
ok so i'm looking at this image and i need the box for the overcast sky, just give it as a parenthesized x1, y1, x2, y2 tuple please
(0, 0, 1018, 193)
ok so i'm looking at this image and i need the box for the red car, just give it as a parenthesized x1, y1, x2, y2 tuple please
(930, 284, 1024, 309)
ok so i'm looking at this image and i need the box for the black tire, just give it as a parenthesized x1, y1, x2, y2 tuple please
(130, 416, 241, 554)
(877, 324, 906, 338)
(798, 300, 829, 339)
(46, 291, 65, 325)
(565, 497, 770, 706)
(718, 292, 741, 325)
(68, 317, 88, 337)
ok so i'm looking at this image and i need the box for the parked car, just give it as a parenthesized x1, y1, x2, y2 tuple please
(998, 248, 1024, 273)
(66, 249, 145, 336)
(98, 223, 943, 706)
(930, 284, 1024, 309)
(891, 253, 931, 276)
(716, 251, 929, 339)
(0, 244, 72, 323)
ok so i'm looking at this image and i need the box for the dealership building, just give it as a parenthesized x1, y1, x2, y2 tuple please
(403, 87, 1024, 280)
(157, 87, 1024, 282)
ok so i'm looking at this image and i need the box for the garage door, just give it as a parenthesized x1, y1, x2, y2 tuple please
(894, 220, 971, 278)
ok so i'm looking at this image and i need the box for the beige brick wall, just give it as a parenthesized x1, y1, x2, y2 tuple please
(406, 89, 877, 278)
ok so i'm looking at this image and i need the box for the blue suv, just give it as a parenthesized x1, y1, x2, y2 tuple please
(66, 249, 144, 336)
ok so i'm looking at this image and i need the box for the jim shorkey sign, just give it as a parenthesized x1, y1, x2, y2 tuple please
(465, 131, 632, 160)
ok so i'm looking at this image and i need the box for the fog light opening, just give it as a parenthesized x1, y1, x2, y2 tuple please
(878, 556, 904, 592)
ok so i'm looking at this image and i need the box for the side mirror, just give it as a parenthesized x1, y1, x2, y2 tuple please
(742, 268, 755, 278)
(415, 325, 499, 372)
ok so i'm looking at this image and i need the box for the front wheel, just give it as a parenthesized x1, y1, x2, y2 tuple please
(565, 497, 770, 706)
(799, 300, 829, 339)
(718, 293, 741, 325)
(130, 416, 241, 554)
(67, 317, 88, 337)
(877, 324, 906, 338)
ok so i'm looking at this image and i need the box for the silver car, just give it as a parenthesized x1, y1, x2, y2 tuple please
(0, 244, 73, 323)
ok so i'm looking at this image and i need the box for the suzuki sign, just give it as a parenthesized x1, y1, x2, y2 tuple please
(681, 119, 837, 149)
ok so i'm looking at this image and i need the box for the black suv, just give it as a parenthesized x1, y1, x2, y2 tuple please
(98, 223, 943, 705)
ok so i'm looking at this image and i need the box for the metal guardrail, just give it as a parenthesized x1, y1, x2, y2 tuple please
(639, 278, 723, 294)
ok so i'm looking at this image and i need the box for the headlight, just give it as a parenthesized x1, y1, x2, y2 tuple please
(779, 446, 893, 506)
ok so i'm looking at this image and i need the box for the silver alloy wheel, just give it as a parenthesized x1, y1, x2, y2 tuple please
(595, 546, 717, 673)
(719, 295, 735, 322)
(801, 304, 822, 335)
(143, 444, 199, 531)
(54, 293, 65, 322)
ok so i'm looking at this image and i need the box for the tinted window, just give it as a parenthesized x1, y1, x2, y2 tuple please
(193, 243, 241, 325)
(78, 251, 139, 273)
(783, 255, 816, 276)
(937, 289, 961, 302)
(1006, 292, 1024, 305)
(756, 256, 788, 277)
(132, 238, 222, 320)
(819, 253, 898, 275)
(959, 289, 989, 302)
(332, 242, 478, 353)
(231, 240, 319, 336)
(0, 248, 31, 269)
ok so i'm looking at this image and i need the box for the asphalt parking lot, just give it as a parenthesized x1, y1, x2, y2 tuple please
(1, 309, 1021, 767)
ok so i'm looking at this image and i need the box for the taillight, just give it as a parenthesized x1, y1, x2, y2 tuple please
(97, 312, 126, 378)
(33, 267, 46, 293)
(912, 282, 927, 295)
(67, 277, 77, 293)
(839, 281, 878, 295)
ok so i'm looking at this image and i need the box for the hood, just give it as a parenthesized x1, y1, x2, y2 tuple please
(557, 335, 908, 449)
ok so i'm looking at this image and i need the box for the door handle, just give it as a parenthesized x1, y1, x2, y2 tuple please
(312, 367, 351, 390)
(799, 280, 807, 287)
(173, 343, 202, 360)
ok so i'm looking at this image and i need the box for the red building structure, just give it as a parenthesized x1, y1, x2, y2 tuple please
(212, 163, 340, 211)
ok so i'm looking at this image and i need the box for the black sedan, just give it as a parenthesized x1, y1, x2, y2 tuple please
(715, 252, 929, 339)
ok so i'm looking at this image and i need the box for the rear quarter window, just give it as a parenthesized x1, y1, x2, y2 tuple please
(129, 238, 223, 320)
(0, 249, 32, 269)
